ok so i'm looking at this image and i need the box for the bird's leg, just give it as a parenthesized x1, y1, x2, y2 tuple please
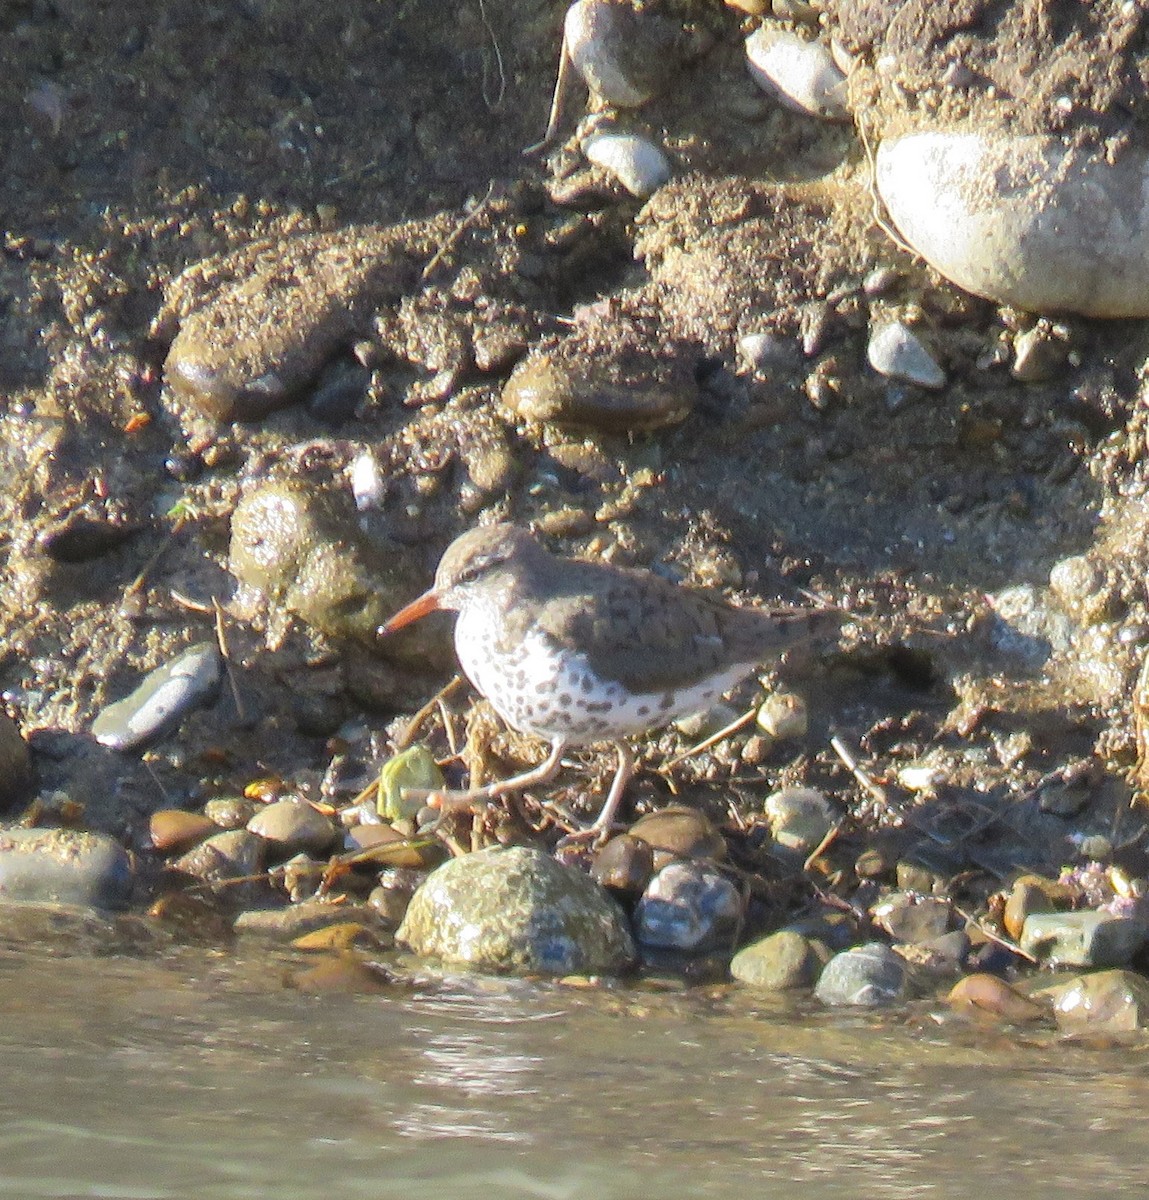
(401, 739, 568, 815)
(551, 742, 634, 847)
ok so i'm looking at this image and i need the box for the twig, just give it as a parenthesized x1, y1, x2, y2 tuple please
(396, 675, 465, 749)
(476, 0, 506, 110)
(523, 30, 574, 156)
(213, 598, 246, 724)
(953, 903, 1039, 964)
(126, 515, 185, 596)
(803, 820, 843, 872)
(421, 183, 497, 281)
(660, 705, 758, 772)
(830, 734, 891, 806)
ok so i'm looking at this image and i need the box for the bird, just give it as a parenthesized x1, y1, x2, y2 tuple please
(378, 523, 841, 840)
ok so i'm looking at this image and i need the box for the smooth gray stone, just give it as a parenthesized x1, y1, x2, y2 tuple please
(0, 827, 132, 910)
(92, 642, 221, 751)
(731, 930, 822, 990)
(815, 942, 906, 1007)
(1020, 910, 1148, 968)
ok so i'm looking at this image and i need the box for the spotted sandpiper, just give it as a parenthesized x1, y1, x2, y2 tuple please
(378, 524, 841, 839)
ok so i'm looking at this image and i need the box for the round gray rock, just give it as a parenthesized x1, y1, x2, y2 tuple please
(731, 930, 823, 991)
(397, 845, 635, 975)
(814, 942, 906, 1007)
(0, 827, 133, 910)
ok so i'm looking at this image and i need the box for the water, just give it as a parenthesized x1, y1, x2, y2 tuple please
(0, 931, 1146, 1200)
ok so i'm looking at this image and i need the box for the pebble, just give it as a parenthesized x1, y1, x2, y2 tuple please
(584, 131, 671, 199)
(745, 27, 849, 121)
(565, 0, 674, 107)
(172, 829, 265, 889)
(1045, 969, 1149, 1035)
(633, 860, 742, 951)
(502, 336, 696, 432)
(730, 929, 824, 990)
(203, 796, 259, 829)
(875, 132, 1149, 318)
(756, 691, 808, 740)
(628, 806, 725, 861)
(870, 893, 952, 944)
(947, 973, 1046, 1023)
(0, 827, 133, 910)
(736, 331, 798, 375)
(0, 711, 32, 812)
(866, 321, 946, 389)
(92, 642, 221, 752)
(1011, 326, 1065, 382)
(397, 845, 634, 975)
(149, 809, 217, 855)
(764, 786, 836, 853)
(590, 833, 656, 896)
(1002, 874, 1061, 940)
(247, 799, 337, 858)
(814, 942, 906, 1007)
(1019, 910, 1149, 968)
(234, 899, 387, 941)
(343, 822, 439, 869)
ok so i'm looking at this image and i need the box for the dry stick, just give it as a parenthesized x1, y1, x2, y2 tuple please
(395, 675, 465, 749)
(660, 705, 759, 773)
(421, 183, 497, 281)
(476, 0, 506, 111)
(830, 734, 892, 807)
(522, 30, 574, 156)
(803, 820, 844, 873)
(126, 515, 186, 595)
(212, 598, 246, 724)
(857, 113, 919, 259)
(953, 903, 1039, 964)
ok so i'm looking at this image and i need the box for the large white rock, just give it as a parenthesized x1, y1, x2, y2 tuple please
(876, 131, 1149, 317)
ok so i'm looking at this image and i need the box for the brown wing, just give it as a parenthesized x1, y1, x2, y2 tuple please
(532, 559, 830, 694)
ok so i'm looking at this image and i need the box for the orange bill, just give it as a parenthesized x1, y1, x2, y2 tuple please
(377, 589, 441, 637)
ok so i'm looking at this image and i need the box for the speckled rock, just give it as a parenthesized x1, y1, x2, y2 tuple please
(0, 712, 32, 812)
(633, 860, 741, 951)
(0, 828, 133, 910)
(814, 942, 906, 1007)
(158, 228, 415, 421)
(247, 799, 337, 857)
(730, 929, 824, 990)
(397, 845, 634, 975)
(1020, 910, 1148, 968)
(92, 642, 221, 752)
